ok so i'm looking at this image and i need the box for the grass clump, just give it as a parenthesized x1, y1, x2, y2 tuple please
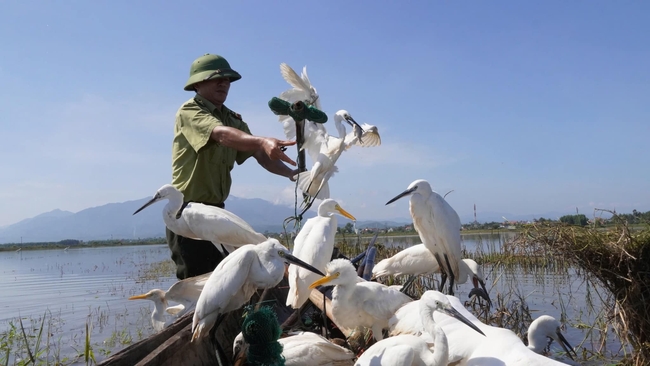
(513, 217, 650, 365)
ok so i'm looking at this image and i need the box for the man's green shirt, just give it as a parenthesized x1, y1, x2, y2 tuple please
(171, 94, 254, 204)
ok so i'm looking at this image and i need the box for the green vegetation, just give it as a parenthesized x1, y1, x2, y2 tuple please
(0, 237, 166, 252)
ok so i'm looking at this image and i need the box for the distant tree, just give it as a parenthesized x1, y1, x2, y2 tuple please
(560, 214, 588, 226)
(344, 222, 354, 234)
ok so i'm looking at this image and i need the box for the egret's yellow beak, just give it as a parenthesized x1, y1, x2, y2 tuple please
(309, 273, 339, 289)
(335, 205, 356, 221)
(128, 294, 148, 300)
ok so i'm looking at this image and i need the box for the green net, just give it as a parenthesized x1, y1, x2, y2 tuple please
(242, 305, 285, 366)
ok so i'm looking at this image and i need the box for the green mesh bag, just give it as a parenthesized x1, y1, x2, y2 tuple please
(268, 97, 328, 123)
(242, 306, 285, 366)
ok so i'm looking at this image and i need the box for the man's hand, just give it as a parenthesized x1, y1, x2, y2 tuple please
(289, 168, 300, 182)
(261, 138, 297, 166)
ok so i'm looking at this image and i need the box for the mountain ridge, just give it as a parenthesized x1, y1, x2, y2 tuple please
(0, 196, 585, 244)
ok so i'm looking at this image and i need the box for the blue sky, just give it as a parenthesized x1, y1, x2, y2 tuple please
(1, 1, 648, 226)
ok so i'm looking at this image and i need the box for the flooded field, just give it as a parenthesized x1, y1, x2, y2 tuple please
(0, 233, 627, 365)
(0, 244, 178, 365)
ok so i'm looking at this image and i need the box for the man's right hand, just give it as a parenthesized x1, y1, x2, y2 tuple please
(261, 138, 297, 166)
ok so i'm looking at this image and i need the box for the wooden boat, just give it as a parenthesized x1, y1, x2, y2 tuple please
(96, 277, 362, 366)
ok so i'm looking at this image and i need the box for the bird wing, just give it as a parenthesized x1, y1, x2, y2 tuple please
(359, 124, 381, 147)
(360, 282, 413, 322)
(280, 63, 312, 93)
(192, 247, 256, 338)
(287, 218, 321, 308)
(280, 332, 354, 363)
(372, 244, 438, 278)
(388, 300, 424, 336)
(427, 193, 462, 279)
(166, 271, 212, 306)
(183, 204, 267, 247)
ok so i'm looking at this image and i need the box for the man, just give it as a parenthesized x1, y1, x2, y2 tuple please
(168, 53, 298, 280)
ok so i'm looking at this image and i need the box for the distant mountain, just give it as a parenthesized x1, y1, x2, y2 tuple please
(0, 196, 319, 244)
(0, 195, 578, 244)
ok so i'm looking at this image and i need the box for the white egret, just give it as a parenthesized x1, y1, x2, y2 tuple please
(294, 109, 377, 199)
(128, 271, 212, 330)
(233, 331, 355, 366)
(355, 291, 485, 366)
(287, 199, 357, 309)
(309, 258, 413, 341)
(525, 315, 577, 361)
(128, 289, 174, 332)
(461, 317, 577, 365)
(386, 179, 462, 296)
(371, 245, 491, 304)
(191, 238, 325, 342)
(424, 296, 576, 365)
(133, 184, 267, 254)
(344, 122, 381, 149)
(277, 63, 326, 150)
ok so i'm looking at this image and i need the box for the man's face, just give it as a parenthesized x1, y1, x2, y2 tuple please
(194, 77, 231, 105)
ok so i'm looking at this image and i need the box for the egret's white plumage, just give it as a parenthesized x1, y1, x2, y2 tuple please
(525, 315, 577, 361)
(133, 184, 267, 254)
(372, 245, 482, 282)
(371, 245, 490, 302)
(234, 331, 355, 366)
(386, 180, 462, 295)
(287, 199, 356, 309)
(343, 123, 381, 149)
(128, 289, 173, 332)
(309, 259, 413, 341)
(191, 238, 324, 341)
(294, 110, 377, 199)
(294, 135, 346, 199)
(417, 296, 576, 365)
(355, 291, 485, 366)
(277, 63, 326, 148)
(129, 271, 212, 331)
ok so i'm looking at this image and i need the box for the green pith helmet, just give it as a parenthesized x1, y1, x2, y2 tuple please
(184, 54, 242, 91)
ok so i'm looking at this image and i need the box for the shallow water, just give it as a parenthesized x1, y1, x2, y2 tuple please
(0, 244, 178, 365)
(0, 234, 625, 365)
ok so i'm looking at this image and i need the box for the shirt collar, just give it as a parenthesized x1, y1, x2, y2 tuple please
(194, 93, 230, 117)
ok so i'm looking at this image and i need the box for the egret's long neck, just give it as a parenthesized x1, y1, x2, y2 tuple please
(331, 281, 354, 302)
(421, 308, 449, 365)
(527, 329, 548, 354)
(151, 298, 168, 323)
(165, 190, 185, 220)
(457, 260, 470, 285)
(333, 115, 347, 139)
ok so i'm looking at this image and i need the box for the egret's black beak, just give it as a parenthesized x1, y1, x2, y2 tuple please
(386, 186, 417, 205)
(133, 194, 160, 215)
(556, 329, 578, 361)
(469, 287, 493, 309)
(440, 306, 486, 337)
(281, 252, 325, 277)
(344, 116, 365, 132)
(471, 276, 493, 309)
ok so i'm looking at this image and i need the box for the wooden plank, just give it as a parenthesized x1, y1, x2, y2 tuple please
(96, 312, 194, 366)
(308, 289, 353, 337)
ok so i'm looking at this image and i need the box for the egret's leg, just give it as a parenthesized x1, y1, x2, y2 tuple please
(371, 324, 384, 341)
(209, 314, 228, 366)
(220, 244, 230, 257)
(444, 253, 455, 296)
(322, 290, 329, 339)
(400, 275, 417, 295)
(433, 252, 448, 292)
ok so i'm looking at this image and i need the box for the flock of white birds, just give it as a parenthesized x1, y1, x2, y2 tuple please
(128, 64, 578, 365)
